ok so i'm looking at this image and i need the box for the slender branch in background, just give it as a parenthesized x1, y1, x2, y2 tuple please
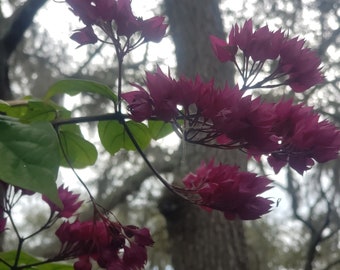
(303, 171, 332, 270)
(72, 40, 107, 77)
(287, 168, 315, 232)
(80, 159, 175, 221)
(3, 0, 48, 56)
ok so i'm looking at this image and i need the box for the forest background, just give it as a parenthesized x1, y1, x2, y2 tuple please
(0, 0, 339, 269)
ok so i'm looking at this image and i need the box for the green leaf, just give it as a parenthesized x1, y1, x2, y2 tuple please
(0, 250, 73, 269)
(0, 99, 71, 123)
(148, 120, 174, 140)
(58, 125, 98, 168)
(0, 117, 61, 207)
(98, 120, 151, 155)
(45, 79, 117, 102)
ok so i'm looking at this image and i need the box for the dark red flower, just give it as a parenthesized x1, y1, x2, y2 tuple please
(144, 67, 179, 121)
(43, 185, 83, 218)
(141, 16, 168, 43)
(192, 84, 277, 151)
(70, 26, 98, 47)
(66, 0, 98, 25)
(74, 256, 92, 270)
(268, 99, 340, 174)
(122, 87, 153, 122)
(182, 160, 273, 220)
(55, 218, 153, 270)
(209, 35, 237, 62)
(278, 37, 324, 92)
(114, 0, 141, 37)
(95, 0, 118, 22)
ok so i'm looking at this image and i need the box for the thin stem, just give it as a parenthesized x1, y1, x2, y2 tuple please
(52, 113, 124, 127)
(56, 128, 96, 204)
(117, 54, 124, 114)
(120, 118, 190, 201)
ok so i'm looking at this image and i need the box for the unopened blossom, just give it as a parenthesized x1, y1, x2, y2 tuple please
(42, 185, 83, 218)
(66, 0, 98, 25)
(55, 218, 153, 270)
(121, 87, 153, 122)
(209, 35, 237, 62)
(267, 99, 340, 174)
(141, 16, 168, 43)
(182, 160, 273, 220)
(70, 26, 98, 47)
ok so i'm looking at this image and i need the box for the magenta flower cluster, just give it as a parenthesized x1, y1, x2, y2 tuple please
(47, 186, 153, 270)
(66, 0, 167, 47)
(122, 68, 340, 175)
(56, 220, 153, 270)
(182, 160, 273, 220)
(210, 19, 324, 92)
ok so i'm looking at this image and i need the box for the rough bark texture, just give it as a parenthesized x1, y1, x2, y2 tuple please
(159, 1, 249, 269)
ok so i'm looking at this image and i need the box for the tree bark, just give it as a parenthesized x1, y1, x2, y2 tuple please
(159, 1, 249, 269)
(0, 0, 47, 99)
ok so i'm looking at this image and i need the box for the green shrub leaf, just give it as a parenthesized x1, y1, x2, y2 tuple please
(58, 125, 98, 168)
(0, 117, 61, 207)
(148, 120, 174, 140)
(45, 79, 117, 102)
(0, 250, 73, 269)
(98, 120, 151, 155)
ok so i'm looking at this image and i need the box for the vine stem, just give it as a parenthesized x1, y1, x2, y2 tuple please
(119, 117, 190, 202)
(56, 128, 96, 206)
(52, 113, 125, 127)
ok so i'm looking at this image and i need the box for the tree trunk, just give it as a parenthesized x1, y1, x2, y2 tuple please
(159, 1, 249, 269)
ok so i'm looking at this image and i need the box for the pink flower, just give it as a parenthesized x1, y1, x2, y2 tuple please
(70, 26, 98, 47)
(181, 160, 273, 220)
(209, 35, 237, 62)
(211, 20, 285, 63)
(55, 218, 153, 270)
(66, 0, 167, 43)
(231, 20, 285, 61)
(268, 100, 340, 174)
(43, 185, 83, 218)
(144, 67, 179, 121)
(114, 0, 140, 37)
(66, 0, 98, 25)
(141, 16, 168, 43)
(121, 87, 153, 122)
(278, 37, 324, 92)
(213, 19, 323, 92)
